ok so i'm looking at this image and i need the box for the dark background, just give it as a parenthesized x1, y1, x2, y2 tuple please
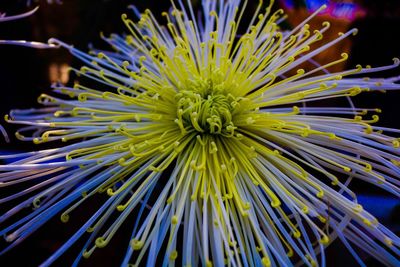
(0, 0, 399, 266)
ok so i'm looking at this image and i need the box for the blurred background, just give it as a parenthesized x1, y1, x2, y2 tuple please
(0, 0, 399, 266)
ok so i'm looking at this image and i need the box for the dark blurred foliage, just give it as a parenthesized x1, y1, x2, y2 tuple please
(355, 0, 400, 17)
(0, 1, 399, 266)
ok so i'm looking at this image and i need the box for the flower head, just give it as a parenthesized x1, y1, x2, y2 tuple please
(1, 1, 400, 266)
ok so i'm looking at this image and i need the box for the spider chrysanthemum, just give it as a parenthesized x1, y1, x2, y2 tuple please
(1, 1, 400, 266)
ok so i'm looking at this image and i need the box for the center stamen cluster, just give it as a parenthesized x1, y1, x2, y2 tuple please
(175, 90, 238, 137)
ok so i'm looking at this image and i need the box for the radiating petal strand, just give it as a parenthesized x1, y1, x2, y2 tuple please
(0, 6, 60, 49)
(0, 6, 39, 22)
(1, 0, 400, 266)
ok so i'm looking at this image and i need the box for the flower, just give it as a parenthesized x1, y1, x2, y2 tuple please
(1, 0, 400, 266)
(0, 1, 62, 23)
(0, 6, 59, 49)
(0, 6, 39, 23)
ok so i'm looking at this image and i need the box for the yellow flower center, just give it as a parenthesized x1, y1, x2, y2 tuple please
(175, 89, 237, 136)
